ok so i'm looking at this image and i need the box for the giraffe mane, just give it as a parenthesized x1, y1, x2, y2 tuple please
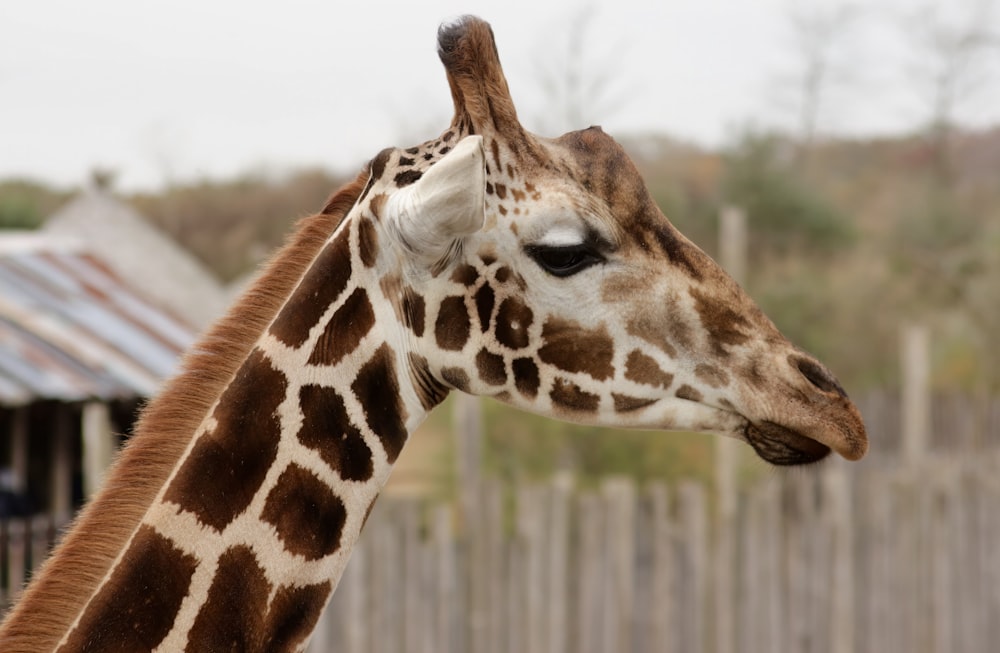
(0, 166, 372, 651)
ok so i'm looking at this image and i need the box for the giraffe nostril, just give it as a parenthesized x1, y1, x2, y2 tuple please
(793, 355, 847, 398)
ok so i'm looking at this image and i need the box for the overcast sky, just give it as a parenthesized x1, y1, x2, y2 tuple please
(2, 0, 998, 190)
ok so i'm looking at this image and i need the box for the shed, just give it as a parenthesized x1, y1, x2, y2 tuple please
(0, 233, 197, 521)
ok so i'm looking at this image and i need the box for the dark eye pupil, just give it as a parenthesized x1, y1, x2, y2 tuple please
(526, 244, 603, 277)
(540, 249, 583, 269)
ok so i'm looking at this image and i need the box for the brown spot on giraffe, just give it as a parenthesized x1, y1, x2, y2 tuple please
(476, 348, 507, 385)
(368, 192, 387, 220)
(490, 139, 502, 169)
(186, 546, 332, 652)
(185, 545, 270, 651)
(164, 348, 286, 530)
(624, 350, 675, 389)
(675, 384, 703, 402)
(550, 378, 600, 413)
(262, 464, 348, 560)
(494, 297, 533, 350)
(689, 286, 752, 355)
(450, 263, 479, 286)
(537, 317, 615, 380)
(441, 367, 471, 392)
(394, 169, 423, 187)
(626, 314, 679, 359)
(695, 363, 729, 388)
(643, 223, 704, 282)
(401, 287, 426, 337)
(357, 217, 378, 267)
(408, 352, 449, 409)
(269, 229, 352, 349)
(512, 357, 540, 398)
(352, 343, 408, 464)
(613, 393, 658, 413)
(59, 526, 197, 652)
(297, 384, 373, 482)
(308, 287, 376, 367)
(474, 283, 495, 332)
(263, 581, 332, 651)
(435, 295, 472, 351)
(369, 147, 391, 180)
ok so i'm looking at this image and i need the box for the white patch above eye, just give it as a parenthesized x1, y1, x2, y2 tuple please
(535, 226, 586, 248)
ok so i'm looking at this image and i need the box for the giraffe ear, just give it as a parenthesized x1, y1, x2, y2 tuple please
(386, 135, 486, 267)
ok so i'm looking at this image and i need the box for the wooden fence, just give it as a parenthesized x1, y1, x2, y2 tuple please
(3, 388, 1000, 652)
(0, 514, 63, 607)
(310, 451, 1000, 653)
(307, 386, 1000, 653)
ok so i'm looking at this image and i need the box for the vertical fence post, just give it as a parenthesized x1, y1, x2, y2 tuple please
(10, 408, 28, 497)
(602, 478, 636, 653)
(454, 394, 483, 531)
(546, 473, 571, 653)
(82, 402, 115, 498)
(51, 406, 74, 524)
(677, 482, 707, 653)
(646, 482, 674, 653)
(454, 393, 483, 653)
(824, 461, 855, 653)
(714, 205, 746, 653)
(902, 325, 931, 465)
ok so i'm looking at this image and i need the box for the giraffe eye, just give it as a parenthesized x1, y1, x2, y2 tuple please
(525, 244, 604, 277)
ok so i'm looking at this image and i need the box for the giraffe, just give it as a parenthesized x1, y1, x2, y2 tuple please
(0, 16, 867, 652)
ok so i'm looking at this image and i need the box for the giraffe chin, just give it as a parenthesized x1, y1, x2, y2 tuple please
(743, 421, 832, 466)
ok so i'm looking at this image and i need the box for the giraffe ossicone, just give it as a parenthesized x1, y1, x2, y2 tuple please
(0, 15, 867, 652)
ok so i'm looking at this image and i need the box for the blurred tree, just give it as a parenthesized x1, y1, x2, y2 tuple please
(900, 0, 1000, 185)
(132, 168, 347, 281)
(779, 2, 863, 167)
(0, 195, 42, 230)
(528, 5, 632, 134)
(721, 132, 855, 261)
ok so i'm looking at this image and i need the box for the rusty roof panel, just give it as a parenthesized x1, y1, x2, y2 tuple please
(0, 236, 198, 407)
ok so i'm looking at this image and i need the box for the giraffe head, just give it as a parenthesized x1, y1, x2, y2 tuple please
(349, 16, 866, 465)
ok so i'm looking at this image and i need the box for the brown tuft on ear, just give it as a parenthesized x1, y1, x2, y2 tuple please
(438, 16, 523, 139)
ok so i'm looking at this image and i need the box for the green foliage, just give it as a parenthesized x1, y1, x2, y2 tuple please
(477, 400, 716, 489)
(0, 180, 68, 230)
(131, 168, 348, 281)
(722, 132, 855, 259)
(0, 196, 42, 229)
(890, 186, 983, 310)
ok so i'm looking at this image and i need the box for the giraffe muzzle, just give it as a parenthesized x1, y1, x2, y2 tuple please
(743, 420, 832, 466)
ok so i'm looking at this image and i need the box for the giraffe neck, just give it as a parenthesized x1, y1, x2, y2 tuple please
(71, 212, 429, 651)
(0, 171, 431, 652)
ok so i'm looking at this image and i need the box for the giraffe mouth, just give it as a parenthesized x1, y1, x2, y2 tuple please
(743, 421, 832, 466)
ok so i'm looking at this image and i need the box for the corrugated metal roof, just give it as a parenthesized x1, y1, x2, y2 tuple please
(0, 234, 198, 407)
(44, 189, 228, 328)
